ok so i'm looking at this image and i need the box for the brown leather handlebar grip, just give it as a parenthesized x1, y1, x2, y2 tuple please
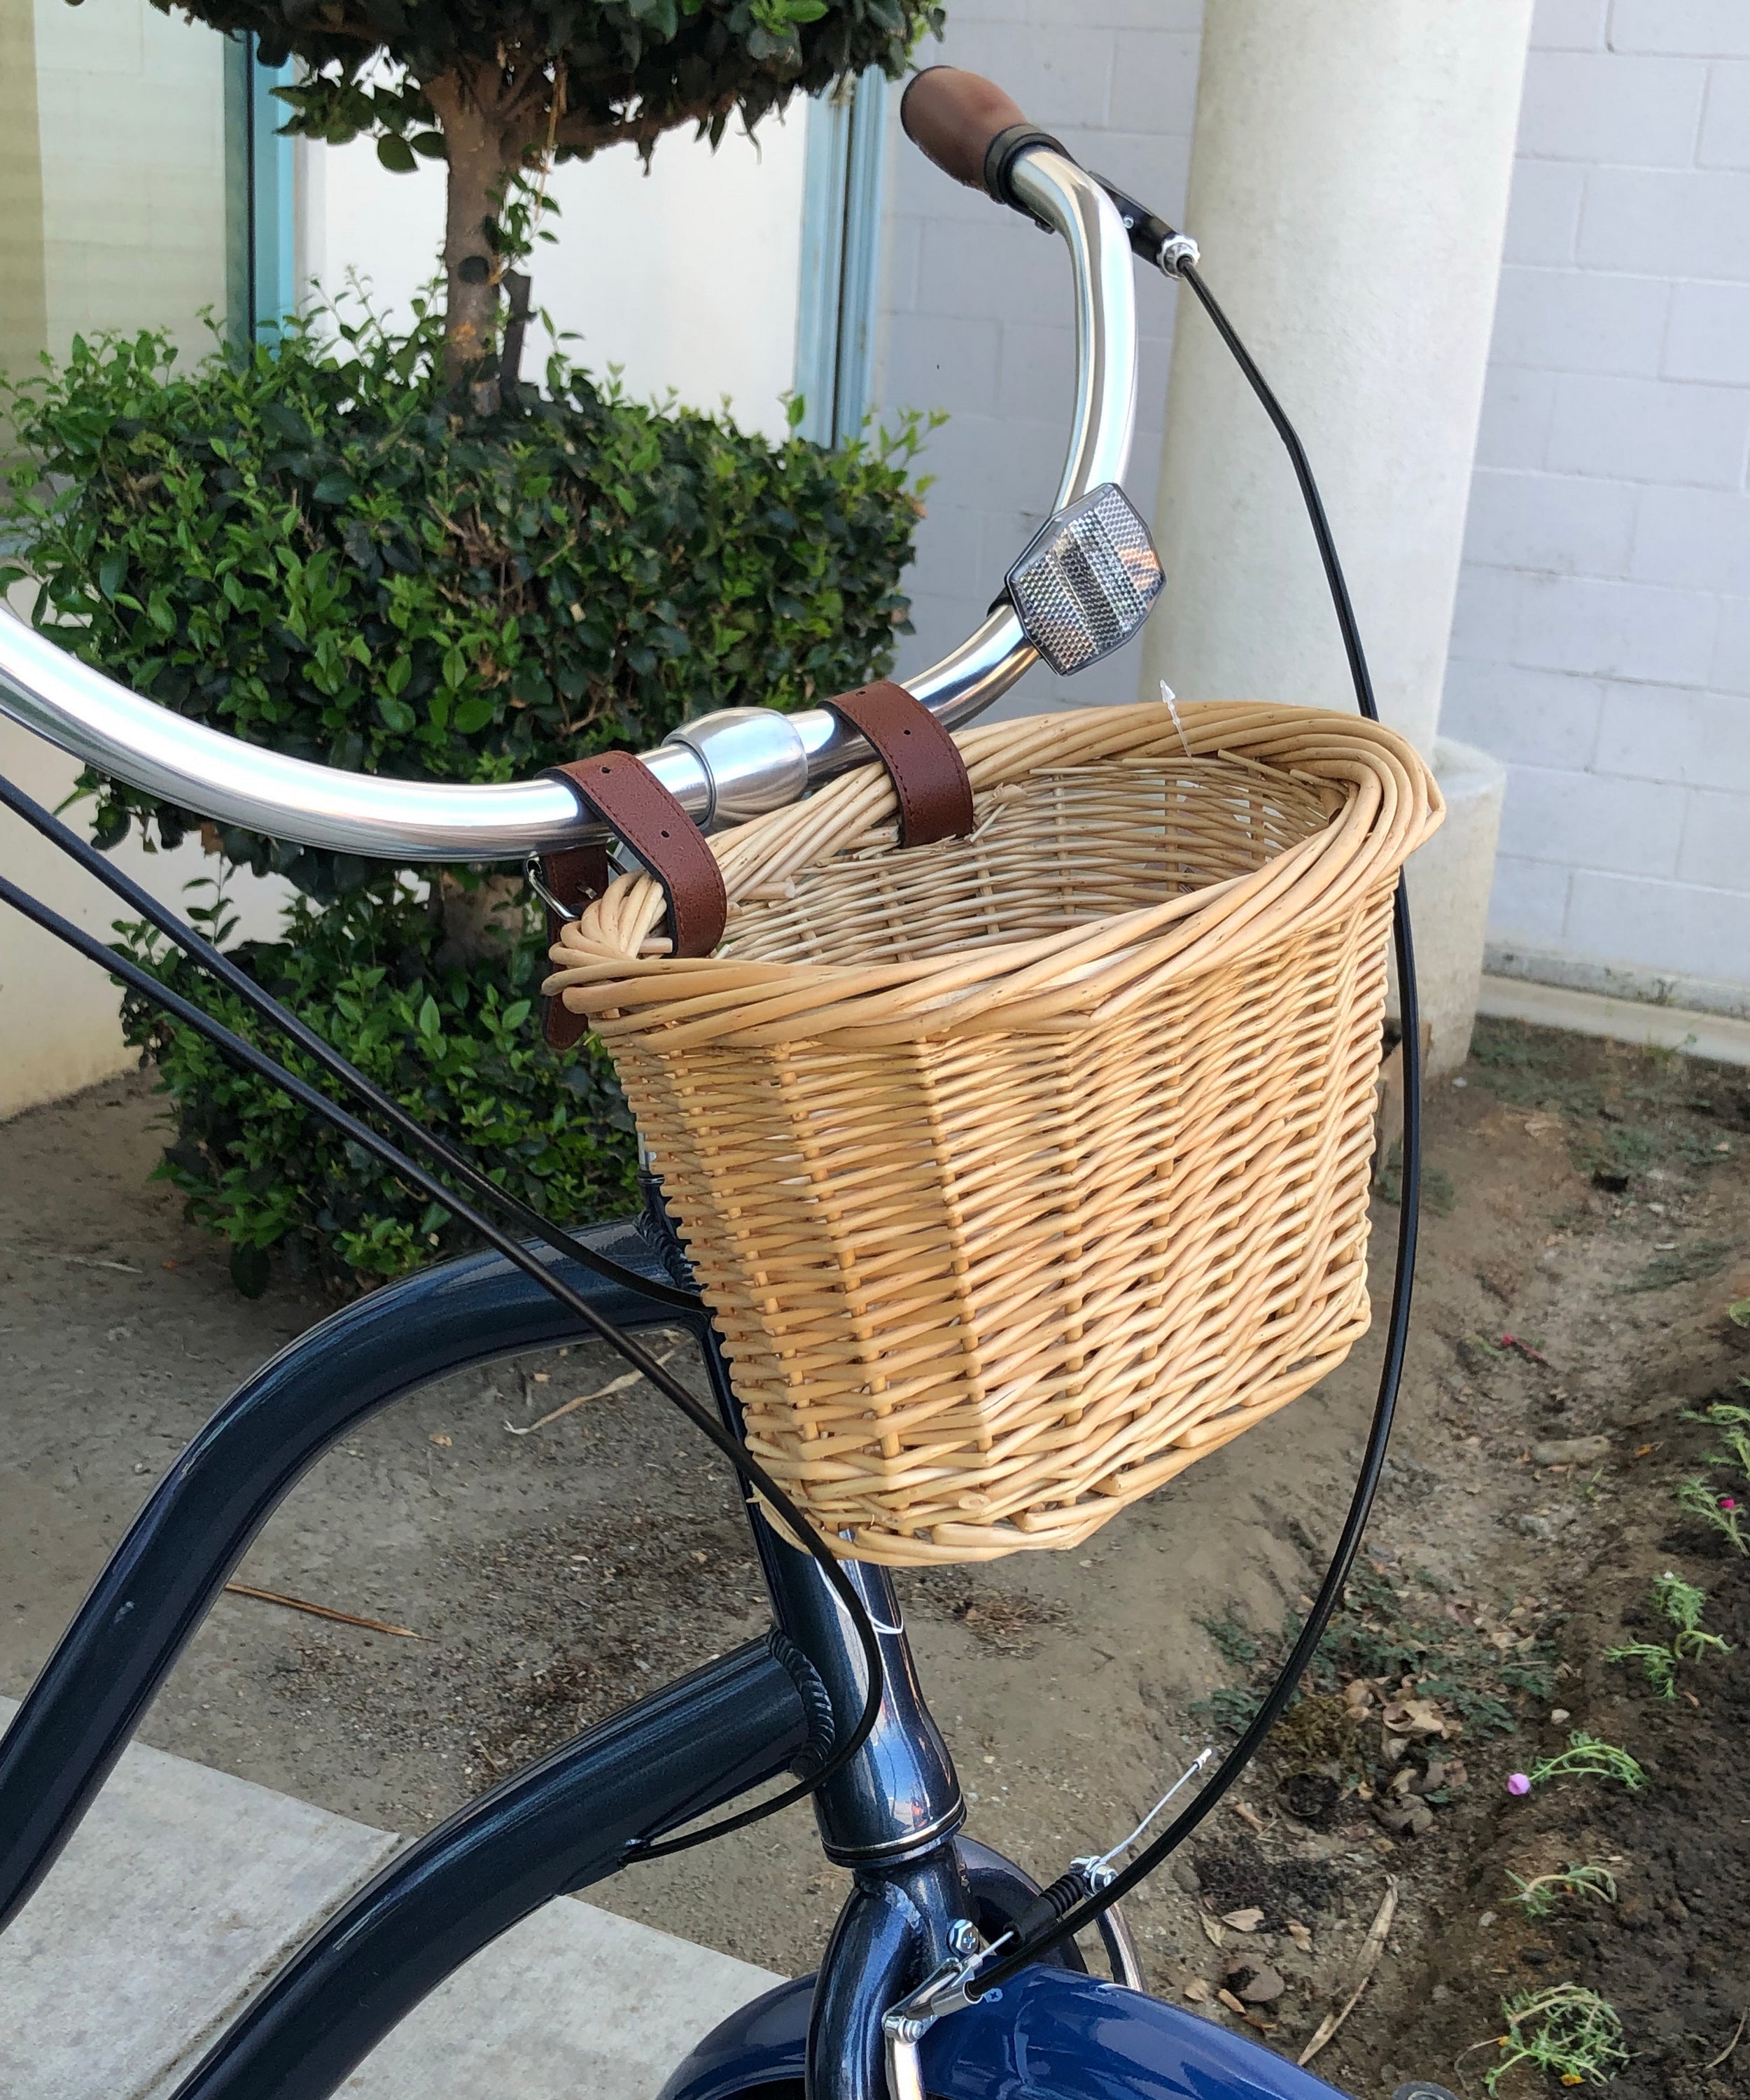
(901, 66, 1030, 192)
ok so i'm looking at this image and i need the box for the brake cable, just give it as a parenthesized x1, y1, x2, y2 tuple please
(958, 226, 1426, 1996)
(0, 846, 885, 1852)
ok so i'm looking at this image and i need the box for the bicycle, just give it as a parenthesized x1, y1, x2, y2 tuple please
(0, 66, 1427, 2100)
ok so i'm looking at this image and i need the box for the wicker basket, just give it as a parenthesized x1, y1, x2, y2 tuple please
(545, 701, 1442, 1565)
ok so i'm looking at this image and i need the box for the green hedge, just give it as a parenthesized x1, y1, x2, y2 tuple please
(115, 882, 637, 1296)
(1, 301, 930, 897)
(1, 303, 930, 1290)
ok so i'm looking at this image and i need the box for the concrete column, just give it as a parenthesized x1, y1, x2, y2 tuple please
(0, 0, 47, 389)
(1140, 0, 1531, 1072)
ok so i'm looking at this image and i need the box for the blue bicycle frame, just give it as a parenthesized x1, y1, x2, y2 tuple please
(0, 1186, 1352, 2100)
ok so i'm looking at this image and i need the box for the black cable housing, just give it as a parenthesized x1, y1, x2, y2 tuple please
(969, 251, 1425, 1994)
(0, 853, 883, 1853)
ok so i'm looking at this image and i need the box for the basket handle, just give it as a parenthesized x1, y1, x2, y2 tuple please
(820, 682, 975, 847)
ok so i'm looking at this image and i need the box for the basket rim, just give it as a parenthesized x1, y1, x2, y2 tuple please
(545, 699, 1442, 1047)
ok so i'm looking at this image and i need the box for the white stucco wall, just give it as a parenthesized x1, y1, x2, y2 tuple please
(0, 713, 291, 1120)
(31, 0, 228, 359)
(2, 7, 288, 1121)
(300, 108, 809, 443)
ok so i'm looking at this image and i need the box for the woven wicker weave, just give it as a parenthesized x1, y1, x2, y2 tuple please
(545, 701, 1442, 1565)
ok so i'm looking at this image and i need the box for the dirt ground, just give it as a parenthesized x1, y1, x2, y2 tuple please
(3, 1018, 1748, 2097)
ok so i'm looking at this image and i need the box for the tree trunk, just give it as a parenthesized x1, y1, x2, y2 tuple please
(425, 72, 514, 392)
(435, 871, 527, 971)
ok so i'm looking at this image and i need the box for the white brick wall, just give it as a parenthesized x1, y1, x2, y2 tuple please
(1445, 0, 1750, 1011)
(872, 0, 1203, 714)
(872, 3, 1749, 1009)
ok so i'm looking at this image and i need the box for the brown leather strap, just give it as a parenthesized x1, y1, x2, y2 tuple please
(540, 844, 614, 921)
(536, 844, 612, 1051)
(820, 681, 974, 847)
(538, 750, 727, 1051)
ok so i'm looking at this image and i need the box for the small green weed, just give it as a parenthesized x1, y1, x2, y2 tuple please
(1674, 1477, 1748, 1554)
(1653, 1571, 1732, 1660)
(1189, 1562, 1555, 1748)
(1602, 1639, 1678, 1699)
(1194, 1684, 1266, 1735)
(1576, 1125, 1660, 1188)
(1604, 1574, 1730, 1699)
(1506, 1863, 1618, 1920)
(1467, 1018, 1740, 1190)
(1682, 1400, 1750, 1477)
(1529, 1731, 1646, 1792)
(1684, 1398, 1750, 1429)
(1196, 1609, 1263, 1672)
(1481, 1984, 1628, 2091)
(1616, 1241, 1735, 1295)
(1374, 1142, 1455, 1214)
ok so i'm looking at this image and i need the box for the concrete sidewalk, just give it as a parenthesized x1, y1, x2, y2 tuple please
(0, 1698, 781, 2100)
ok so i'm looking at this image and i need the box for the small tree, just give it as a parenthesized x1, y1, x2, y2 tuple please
(147, 1, 942, 388)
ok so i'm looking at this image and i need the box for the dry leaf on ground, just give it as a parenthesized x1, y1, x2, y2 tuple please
(1380, 1696, 1455, 1739)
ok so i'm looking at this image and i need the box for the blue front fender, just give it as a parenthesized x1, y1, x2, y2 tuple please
(659, 1965, 1356, 2100)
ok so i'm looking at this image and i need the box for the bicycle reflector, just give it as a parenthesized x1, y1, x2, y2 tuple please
(1004, 482, 1164, 678)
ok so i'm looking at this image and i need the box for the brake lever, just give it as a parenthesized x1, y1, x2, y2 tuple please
(1091, 172, 1200, 278)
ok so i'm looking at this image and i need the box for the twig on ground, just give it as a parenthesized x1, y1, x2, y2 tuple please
(504, 1344, 679, 1436)
(1298, 1877, 1397, 2067)
(1701, 2012, 1746, 2073)
(51, 1250, 143, 1275)
(223, 1582, 424, 1639)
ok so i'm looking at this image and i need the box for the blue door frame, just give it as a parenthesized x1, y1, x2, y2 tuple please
(225, 34, 296, 340)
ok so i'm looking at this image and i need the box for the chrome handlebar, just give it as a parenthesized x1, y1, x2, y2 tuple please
(0, 150, 1136, 861)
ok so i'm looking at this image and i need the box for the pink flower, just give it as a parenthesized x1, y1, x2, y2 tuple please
(1721, 1497, 1740, 1511)
(1506, 1772, 1532, 1796)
